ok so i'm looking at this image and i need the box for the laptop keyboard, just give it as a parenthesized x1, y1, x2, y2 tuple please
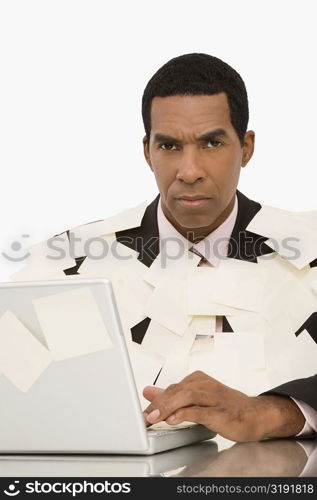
(147, 429, 180, 437)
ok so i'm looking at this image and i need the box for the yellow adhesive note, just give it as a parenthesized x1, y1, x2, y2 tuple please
(33, 287, 113, 361)
(0, 310, 52, 392)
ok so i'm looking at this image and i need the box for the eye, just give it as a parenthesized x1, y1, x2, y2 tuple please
(206, 140, 222, 149)
(160, 143, 177, 151)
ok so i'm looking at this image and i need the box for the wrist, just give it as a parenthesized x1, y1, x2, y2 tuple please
(252, 395, 306, 440)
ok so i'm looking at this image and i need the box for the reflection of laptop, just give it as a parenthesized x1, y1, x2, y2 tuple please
(0, 441, 218, 476)
(0, 278, 216, 454)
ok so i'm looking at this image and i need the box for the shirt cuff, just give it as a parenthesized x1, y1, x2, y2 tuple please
(290, 397, 317, 437)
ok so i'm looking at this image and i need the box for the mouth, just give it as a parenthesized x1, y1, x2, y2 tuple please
(176, 196, 211, 208)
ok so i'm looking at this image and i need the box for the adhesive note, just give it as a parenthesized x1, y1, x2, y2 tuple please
(10, 232, 76, 281)
(257, 253, 317, 330)
(187, 259, 267, 313)
(0, 310, 52, 392)
(155, 325, 196, 388)
(311, 280, 317, 295)
(187, 297, 240, 316)
(145, 274, 191, 336)
(128, 342, 163, 410)
(264, 313, 295, 362)
(226, 310, 268, 333)
(80, 248, 153, 337)
(214, 331, 266, 371)
(143, 241, 200, 287)
(188, 334, 271, 395)
(189, 338, 215, 376)
(142, 320, 180, 358)
(33, 287, 113, 361)
(295, 210, 317, 230)
(78, 234, 140, 278)
(69, 201, 147, 257)
(190, 315, 216, 335)
(257, 253, 311, 290)
(111, 276, 147, 331)
(267, 329, 317, 388)
(261, 279, 317, 333)
(300, 267, 317, 292)
(246, 205, 317, 269)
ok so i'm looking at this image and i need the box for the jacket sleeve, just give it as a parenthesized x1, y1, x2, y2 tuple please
(259, 375, 317, 438)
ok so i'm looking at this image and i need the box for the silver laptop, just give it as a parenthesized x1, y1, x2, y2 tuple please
(0, 277, 216, 454)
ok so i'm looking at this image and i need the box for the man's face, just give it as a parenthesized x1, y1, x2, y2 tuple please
(143, 93, 254, 240)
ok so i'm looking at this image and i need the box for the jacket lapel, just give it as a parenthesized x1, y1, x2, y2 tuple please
(227, 190, 273, 262)
(116, 194, 161, 267)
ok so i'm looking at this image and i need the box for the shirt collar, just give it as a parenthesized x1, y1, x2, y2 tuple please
(157, 193, 238, 267)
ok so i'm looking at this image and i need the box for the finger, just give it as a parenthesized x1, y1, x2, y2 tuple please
(165, 405, 212, 427)
(143, 386, 164, 417)
(143, 385, 164, 402)
(179, 371, 223, 393)
(180, 370, 212, 383)
(146, 389, 219, 424)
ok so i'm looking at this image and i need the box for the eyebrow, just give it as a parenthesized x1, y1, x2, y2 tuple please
(153, 128, 228, 144)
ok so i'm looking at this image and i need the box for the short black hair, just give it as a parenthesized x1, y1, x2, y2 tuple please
(142, 53, 249, 146)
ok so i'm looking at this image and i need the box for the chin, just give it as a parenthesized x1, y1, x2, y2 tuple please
(175, 214, 215, 230)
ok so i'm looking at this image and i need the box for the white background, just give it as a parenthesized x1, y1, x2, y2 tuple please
(0, 0, 316, 279)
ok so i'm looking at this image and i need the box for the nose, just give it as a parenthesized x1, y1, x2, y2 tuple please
(176, 147, 205, 184)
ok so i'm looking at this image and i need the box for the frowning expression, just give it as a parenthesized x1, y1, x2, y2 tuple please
(143, 93, 254, 241)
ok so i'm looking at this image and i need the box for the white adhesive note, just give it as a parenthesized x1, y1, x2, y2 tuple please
(189, 338, 215, 376)
(261, 279, 317, 334)
(10, 232, 76, 281)
(0, 310, 52, 392)
(190, 316, 216, 335)
(155, 325, 196, 388)
(187, 259, 267, 313)
(246, 205, 317, 269)
(145, 274, 191, 336)
(33, 287, 113, 361)
(144, 241, 200, 287)
(267, 329, 317, 388)
(311, 280, 317, 295)
(189, 335, 271, 396)
(128, 342, 163, 410)
(226, 310, 268, 333)
(214, 331, 266, 372)
(78, 234, 140, 277)
(142, 320, 180, 358)
(69, 201, 147, 257)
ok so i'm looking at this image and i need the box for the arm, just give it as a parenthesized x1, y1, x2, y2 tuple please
(260, 375, 317, 411)
(260, 375, 317, 438)
(143, 371, 314, 442)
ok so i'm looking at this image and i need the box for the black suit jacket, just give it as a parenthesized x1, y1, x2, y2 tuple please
(64, 190, 317, 428)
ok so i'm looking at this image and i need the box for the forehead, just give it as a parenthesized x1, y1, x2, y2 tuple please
(150, 93, 233, 135)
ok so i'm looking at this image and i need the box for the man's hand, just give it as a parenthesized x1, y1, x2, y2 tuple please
(143, 371, 306, 442)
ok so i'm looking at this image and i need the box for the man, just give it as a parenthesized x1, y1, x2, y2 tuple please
(16, 53, 317, 443)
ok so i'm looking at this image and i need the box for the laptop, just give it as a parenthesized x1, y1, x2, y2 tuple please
(0, 277, 216, 454)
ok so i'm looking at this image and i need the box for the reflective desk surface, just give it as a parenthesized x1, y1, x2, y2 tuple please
(0, 435, 316, 477)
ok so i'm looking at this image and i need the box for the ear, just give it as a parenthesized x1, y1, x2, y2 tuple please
(241, 130, 255, 167)
(143, 135, 153, 171)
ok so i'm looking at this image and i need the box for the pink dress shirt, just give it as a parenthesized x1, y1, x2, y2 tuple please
(156, 194, 317, 438)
